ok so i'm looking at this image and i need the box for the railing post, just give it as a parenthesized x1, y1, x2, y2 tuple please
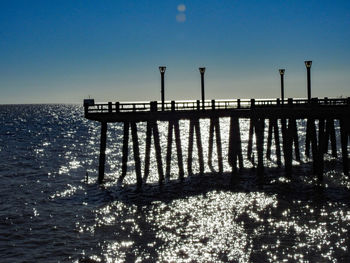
(250, 99, 255, 108)
(211, 99, 215, 110)
(324, 97, 328, 105)
(288, 98, 293, 106)
(151, 101, 158, 112)
(347, 97, 350, 105)
(171, 100, 175, 111)
(108, 102, 112, 113)
(237, 99, 241, 109)
(115, 102, 120, 112)
(197, 100, 200, 110)
(277, 98, 280, 105)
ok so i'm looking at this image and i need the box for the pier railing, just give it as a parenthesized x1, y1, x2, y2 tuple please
(85, 97, 350, 114)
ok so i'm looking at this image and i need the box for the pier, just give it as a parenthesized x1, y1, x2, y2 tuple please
(84, 97, 350, 186)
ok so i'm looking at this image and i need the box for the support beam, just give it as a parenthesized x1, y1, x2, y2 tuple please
(255, 118, 265, 178)
(188, 119, 204, 175)
(325, 119, 337, 157)
(281, 118, 293, 177)
(143, 121, 164, 184)
(165, 120, 174, 180)
(290, 118, 301, 162)
(194, 119, 204, 174)
(310, 120, 318, 174)
(208, 117, 223, 173)
(152, 121, 164, 184)
(174, 120, 185, 180)
(131, 122, 142, 189)
(166, 120, 185, 180)
(316, 118, 326, 180)
(118, 122, 130, 185)
(274, 119, 282, 167)
(215, 118, 223, 173)
(247, 119, 254, 161)
(143, 122, 152, 183)
(340, 118, 349, 175)
(266, 119, 273, 160)
(98, 122, 107, 184)
(266, 118, 281, 167)
(228, 116, 243, 175)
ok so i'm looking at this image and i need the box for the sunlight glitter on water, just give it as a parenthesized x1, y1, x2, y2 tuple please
(1, 105, 350, 262)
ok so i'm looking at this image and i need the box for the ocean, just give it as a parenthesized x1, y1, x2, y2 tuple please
(0, 104, 349, 262)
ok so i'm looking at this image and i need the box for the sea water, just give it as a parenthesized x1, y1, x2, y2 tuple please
(0, 104, 349, 262)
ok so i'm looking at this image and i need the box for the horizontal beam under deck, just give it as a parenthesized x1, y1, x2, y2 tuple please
(85, 105, 350, 123)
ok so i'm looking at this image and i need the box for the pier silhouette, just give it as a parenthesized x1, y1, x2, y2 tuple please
(84, 63, 350, 187)
(84, 97, 350, 187)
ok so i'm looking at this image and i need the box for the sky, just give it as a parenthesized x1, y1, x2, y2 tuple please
(0, 0, 349, 104)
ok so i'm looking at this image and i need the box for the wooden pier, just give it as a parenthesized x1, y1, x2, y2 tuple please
(84, 97, 350, 187)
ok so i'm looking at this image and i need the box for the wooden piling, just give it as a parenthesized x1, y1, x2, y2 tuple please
(118, 122, 130, 185)
(281, 118, 293, 177)
(215, 118, 223, 173)
(310, 120, 318, 174)
(255, 118, 265, 177)
(208, 117, 223, 173)
(316, 118, 326, 180)
(131, 122, 142, 188)
(188, 118, 204, 175)
(266, 119, 273, 160)
(142, 121, 164, 184)
(247, 119, 254, 161)
(194, 119, 204, 174)
(340, 118, 349, 175)
(187, 119, 194, 176)
(305, 118, 318, 160)
(166, 120, 184, 180)
(165, 120, 174, 180)
(208, 118, 215, 168)
(152, 121, 164, 184)
(290, 118, 301, 162)
(305, 119, 311, 158)
(228, 116, 243, 175)
(274, 119, 282, 167)
(143, 122, 152, 183)
(174, 120, 184, 180)
(266, 118, 282, 166)
(98, 122, 107, 184)
(325, 119, 337, 157)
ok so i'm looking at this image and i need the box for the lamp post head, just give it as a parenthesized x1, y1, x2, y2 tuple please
(279, 69, 285, 75)
(159, 66, 166, 73)
(304, 61, 312, 68)
(199, 67, 206, 74)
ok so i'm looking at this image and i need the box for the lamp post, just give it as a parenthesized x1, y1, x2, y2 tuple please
(305, 61, 312, 103)
(279, 69, 285, 104)
(159, 66, 166, 111)
(199, 67, 206, 110)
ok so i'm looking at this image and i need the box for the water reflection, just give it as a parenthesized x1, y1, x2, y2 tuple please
(1, 105, 349, 262)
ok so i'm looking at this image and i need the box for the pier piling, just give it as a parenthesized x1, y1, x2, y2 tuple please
(98, 122, 107, 184)
(228, 116, 243, 175)
(208, 117, 223, 173)
(188, 118, 204, 176)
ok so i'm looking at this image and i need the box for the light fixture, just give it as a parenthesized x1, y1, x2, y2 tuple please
(304, 61, 312, 68)
(159, 66, 166, 73)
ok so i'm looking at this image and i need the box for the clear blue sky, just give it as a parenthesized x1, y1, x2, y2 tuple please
(1, 0, 349, 104)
